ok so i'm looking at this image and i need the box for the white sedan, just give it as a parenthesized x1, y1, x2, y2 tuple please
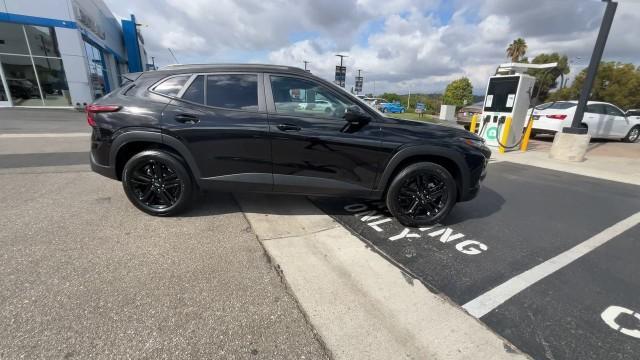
(528, 101, 640, 142)
(297, 100, 335, 114)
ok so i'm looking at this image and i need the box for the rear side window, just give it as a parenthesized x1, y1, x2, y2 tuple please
(206, 74, 258, 111)
(587, 104, 606, 115)
(153, 75, 190, 97)
(628, 110, 640, 117)
(182, 75, 204, 104)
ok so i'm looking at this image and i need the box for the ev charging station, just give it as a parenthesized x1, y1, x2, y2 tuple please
(476, 62, 558, 152)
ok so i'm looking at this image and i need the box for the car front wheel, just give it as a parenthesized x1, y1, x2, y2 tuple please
(623, 126, 640, 143)
(386, 162, 457, 227)
(122, 150, 193, 216)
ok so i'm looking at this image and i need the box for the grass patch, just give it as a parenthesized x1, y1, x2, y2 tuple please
(386, 112, 439, 123)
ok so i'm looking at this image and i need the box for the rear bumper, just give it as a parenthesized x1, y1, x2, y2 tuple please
(90, 152, 117, 180)
(532, 118, 564, 133)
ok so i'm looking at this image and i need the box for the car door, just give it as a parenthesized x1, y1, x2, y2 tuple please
(584, 103, 607, 137)
(161, 72, 273, 191)
(265, 74, 385, 197)
(604, 104, 629, 138)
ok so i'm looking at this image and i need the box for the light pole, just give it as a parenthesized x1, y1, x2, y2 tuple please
(335, 54, 348, 87)
(564, 0, 617, 134)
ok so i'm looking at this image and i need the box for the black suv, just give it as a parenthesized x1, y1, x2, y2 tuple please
(89, 64, 490, 226)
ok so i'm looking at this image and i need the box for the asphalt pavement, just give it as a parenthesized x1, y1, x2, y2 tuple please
(0, 126, 328, 359)
(313, 161, 640, 360)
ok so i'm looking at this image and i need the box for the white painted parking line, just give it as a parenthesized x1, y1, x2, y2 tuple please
(0, 133, 89, 138)
(463, 211, 640, 318)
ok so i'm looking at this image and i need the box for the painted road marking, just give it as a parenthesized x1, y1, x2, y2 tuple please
(0, 133, 89, 138)
(601, 306, 640, 339)
(463, 211, 640, 318)
(343, 202, 488, 256)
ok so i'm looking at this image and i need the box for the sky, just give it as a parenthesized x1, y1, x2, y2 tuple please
(104, 0, 640, 95)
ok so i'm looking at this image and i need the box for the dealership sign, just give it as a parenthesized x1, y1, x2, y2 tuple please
(335, 66, 346, 87)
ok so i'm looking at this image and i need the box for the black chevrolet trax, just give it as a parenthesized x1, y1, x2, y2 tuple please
(89, 64, 490, 227)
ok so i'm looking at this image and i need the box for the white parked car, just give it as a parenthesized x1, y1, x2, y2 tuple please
(527, 101, 640, 142)
(297, 99, 335, 114)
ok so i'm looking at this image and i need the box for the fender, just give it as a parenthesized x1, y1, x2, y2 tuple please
(108, 129, 202, 181)
(375, 144, 470, 199)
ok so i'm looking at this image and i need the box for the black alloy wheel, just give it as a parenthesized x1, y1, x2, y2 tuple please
(122, 150, 193, 216)
(387, 162, 457, 227)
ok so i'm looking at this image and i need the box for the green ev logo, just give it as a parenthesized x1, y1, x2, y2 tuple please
(486, 126, 498, 141)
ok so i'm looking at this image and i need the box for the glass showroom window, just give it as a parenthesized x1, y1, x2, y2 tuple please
(0, 22, 70, 106)
(84, 41, 108, 99)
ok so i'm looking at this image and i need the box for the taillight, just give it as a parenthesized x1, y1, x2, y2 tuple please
(86, 104, 121, 126)
(546, 114, 567, 120)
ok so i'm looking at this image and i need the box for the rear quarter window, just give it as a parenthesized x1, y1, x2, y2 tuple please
(153, 75, 190, 97)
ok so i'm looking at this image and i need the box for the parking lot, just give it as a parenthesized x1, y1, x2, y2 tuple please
(2, 108, 639, 359)
(313, 161, 640, 360)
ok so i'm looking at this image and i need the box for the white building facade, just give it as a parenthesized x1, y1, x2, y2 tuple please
(0, 0, 149, 108)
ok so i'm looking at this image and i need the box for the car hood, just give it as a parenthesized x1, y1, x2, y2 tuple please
(383, 116, 481, 142)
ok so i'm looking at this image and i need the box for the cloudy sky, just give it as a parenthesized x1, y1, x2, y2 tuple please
(105, 0, 640, 95)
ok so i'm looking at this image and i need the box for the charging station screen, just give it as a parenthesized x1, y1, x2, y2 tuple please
(484, 76, 519, 113)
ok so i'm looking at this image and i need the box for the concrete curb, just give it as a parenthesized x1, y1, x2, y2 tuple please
(235, 193, 531, 360)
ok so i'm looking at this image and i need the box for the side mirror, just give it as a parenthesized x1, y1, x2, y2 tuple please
(344, 105, 371, 125)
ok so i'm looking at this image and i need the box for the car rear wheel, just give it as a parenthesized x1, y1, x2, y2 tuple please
(122, 150, 193, 216)
(386, 162, 457, 227)
(623, 126, 640, 143)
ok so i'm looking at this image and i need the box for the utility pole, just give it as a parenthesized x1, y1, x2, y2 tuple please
(565, 0, 617, 134)
(303, 60, 310, 72)
(151, 56, 156, 70)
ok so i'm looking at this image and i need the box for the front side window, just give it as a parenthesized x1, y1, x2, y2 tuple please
(206, 74, 258, 111)
(154, 75, 190, 97)
(270, 76, 353, 119)
(605, 105, 624, 117)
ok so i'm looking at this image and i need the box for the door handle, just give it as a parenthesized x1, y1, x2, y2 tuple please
(277, 123, 301, 132)
(175, 114, 199, 124)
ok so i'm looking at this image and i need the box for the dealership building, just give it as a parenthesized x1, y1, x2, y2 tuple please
(0, 0, 150, 108)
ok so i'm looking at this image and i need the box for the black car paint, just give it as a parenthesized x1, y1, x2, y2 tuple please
(90, 64, 489, 202)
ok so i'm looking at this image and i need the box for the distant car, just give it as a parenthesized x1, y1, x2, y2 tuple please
(527, 101, 640, 142)
(7, 79, 37, 99)
(380, 102, 405, 113)
(297, 99, 335, 114)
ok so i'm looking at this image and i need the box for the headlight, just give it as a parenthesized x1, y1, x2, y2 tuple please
(459, 137, 486, 148)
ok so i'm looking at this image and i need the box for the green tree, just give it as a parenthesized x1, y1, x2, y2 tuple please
(506, 38, 528, 62)
(380, 92, 402, 103)
(442, 77, 473, 108)
(548, 62, 640, 109)
(527, 53, 570, 102)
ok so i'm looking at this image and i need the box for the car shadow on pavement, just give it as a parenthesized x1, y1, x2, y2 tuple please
(178, 184, 505, 227)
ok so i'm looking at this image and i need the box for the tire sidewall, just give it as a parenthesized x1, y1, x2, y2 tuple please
(624, 126, 640, 143)
(121, 150, 193, 216)
(386, 162, 457, 227)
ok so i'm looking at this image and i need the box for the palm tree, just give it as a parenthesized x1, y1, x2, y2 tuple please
(506, 38, 528, 62)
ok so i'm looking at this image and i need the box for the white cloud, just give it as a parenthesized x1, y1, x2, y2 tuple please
(104, 0, 640, 94)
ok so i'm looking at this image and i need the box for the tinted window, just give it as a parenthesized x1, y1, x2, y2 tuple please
(604, 105, 624, 117)
(270, 75, 354, 119)
(627, 110, 640, 117)
(586, 104, 606, 115)
(154, 75, 190, 97)
(206, 74, 258, 111)
(182, 75, 204, 104)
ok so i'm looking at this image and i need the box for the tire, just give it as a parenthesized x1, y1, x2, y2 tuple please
(386, 162, 457, 227)
(324, 107, 332, 114)
(121, 150, 193, 216)
(622, 126, 640, 143)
